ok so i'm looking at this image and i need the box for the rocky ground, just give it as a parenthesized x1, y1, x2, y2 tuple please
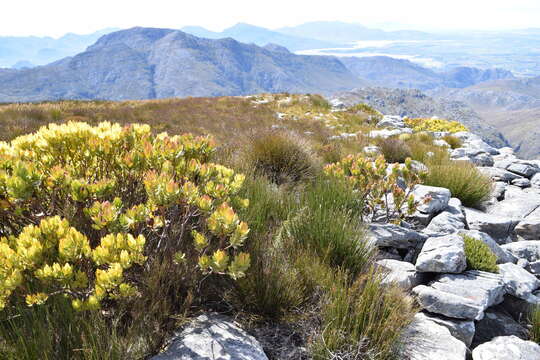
(149, 111, 540, 360)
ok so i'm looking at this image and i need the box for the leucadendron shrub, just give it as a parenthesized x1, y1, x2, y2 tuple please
(0, 122, 251, 311)
(324, 154, 423, 222)
(404, 117, 468, 133)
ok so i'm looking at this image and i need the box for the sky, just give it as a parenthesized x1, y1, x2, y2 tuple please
(1, 0, 540, 37)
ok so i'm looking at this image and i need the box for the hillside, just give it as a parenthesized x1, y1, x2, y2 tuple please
(333, 87, 509, 148)
(0, 27, 363, 102)
(430, 76, 540, 159)
(181, 23, 339, 51)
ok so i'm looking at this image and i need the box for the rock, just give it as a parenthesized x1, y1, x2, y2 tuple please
(412, 271, 506, 320)
(471, 153, 494, 167)
(501, 294, 539, 321)
(151, 313, 268, 360)
(376, 248, 403, 261)
(367, 223, 427, 249)
(532, 173, 540, 187)
(368, 128, 412, 139)
(512, 177, 531, 188)
(413, 185, 451, 215)
(471, 336, 540, 360)
(501, 241, 540, 262)
(419, 312, 475, 347)
(377, 259, 425, 290)
(433, 139, 450, 147)
(329, 98, 346, 110)
(492, 182, 508, 200)
(458, 230, 516, 264)
(362, 145, 381, 155)
(399, 313, 467, 360)
(472, 307, 528, 348)
(377, 115, 406, 128)
(464, 207, 517, 242)
(515, 207, 540, 240)
(416, 234, 466, 273)
(423, 209, 466, 237)
(477, 167, 522, 183)
(485, 195, 540, 219)
(498, 263, 540, 301)
(506, 162, 540, 178)
(526, 260, 540, 275)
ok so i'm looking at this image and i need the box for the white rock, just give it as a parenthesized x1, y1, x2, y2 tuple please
(423, 198, 466, 237)
(416, 234, 467, 273)
(367, 223, 428, 249)
(413, 185, 452, 215)
(472, 336, 540, 360)
(464, 207, 518, 242)
(377, 259, 425, 290)
(501, 241, 540, 262)
(498, 262, 540, 301)
(418, 312, 475, 347)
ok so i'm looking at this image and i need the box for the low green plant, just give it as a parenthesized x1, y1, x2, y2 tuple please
(424, 161, 492, 208)
(245, 131, 318, 185)
(462, 235, 499, 273)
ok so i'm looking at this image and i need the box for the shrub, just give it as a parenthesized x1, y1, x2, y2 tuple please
(312, 266, 416, 360)
(529, 305, 540, 344)
(377, 138, 412, 163)
(442, 135, 463, 149)
(0, 121, 251, 310)
(424, 161, 492, 208)
(245, 131, 318, 185)
(405, 117, 468, 133)
(462, 235, 499, 273)
(324, 155, 423, 222)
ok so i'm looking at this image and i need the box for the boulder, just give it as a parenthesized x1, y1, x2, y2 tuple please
(377, 259, 425, 291)
(413, 185, 451, 215)
(501, 294, 540, 322)
(423, 198, 466, 237)
(433, 139, 450, 148)
(367, 223, 427, 249)
(526, 260, 540, 275)
(471, 153, 494, 167)
(471, 336, 540, 360)
(416, 234, 466, 273)
(472, 307, 528, 348)
(515, 207, 540, 240)
(399, 313, 467, 360)
(512, 177, 531, 188)
(492, 182, 507, 200)
(532, 173, 540, 187)
(418, 312, 475, 347)
(458, 230, 516, 264)
(506, 162, 540, 178)
(464, 207, 517, 242)
(377, 115, 406, 128)
(501, 241, 540, 262)
(477, 167, 522, 183)
(369, 128, 412, 139)
(412, 271, 505, 320)
(151, 313, 268, 360)
(362, 145, 381, 156)
(485, 193, 540, 219)
(498, 262, 540, 301)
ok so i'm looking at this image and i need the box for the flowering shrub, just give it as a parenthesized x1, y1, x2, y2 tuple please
(404, 118, 468, 133)
(0, 122, 250, 310)
(324, 155, 423, 222)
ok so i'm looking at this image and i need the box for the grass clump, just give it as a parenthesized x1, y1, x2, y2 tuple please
(442, 134, 463, 149)
(424, 160, 492, 208)
(377, 137, 412, 163)
(245, 131, 318, 185)
(462, 235, 499, 273)
(529, 305, 540, 344)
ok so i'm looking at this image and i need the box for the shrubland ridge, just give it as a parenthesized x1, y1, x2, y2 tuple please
(0, 93, 538, 359)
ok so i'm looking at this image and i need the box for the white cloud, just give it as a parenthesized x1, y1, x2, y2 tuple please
(1, 0, 539, 37)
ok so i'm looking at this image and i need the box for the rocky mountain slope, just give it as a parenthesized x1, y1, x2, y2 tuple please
(333, 87, 510, 148)
(340, 57, 514, 91)
(0, 27, 364, 102)
(430, 77, 540, 159)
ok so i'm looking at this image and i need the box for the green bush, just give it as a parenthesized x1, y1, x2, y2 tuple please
(245, 131, 318, 185)
(463, 235, 499, 273)
(424, 161, 492, 208)
(442, 135, 463, 149)
(377, 138, 412, 163)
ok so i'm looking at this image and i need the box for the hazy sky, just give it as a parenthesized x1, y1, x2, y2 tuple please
(1, 0, 539, 37)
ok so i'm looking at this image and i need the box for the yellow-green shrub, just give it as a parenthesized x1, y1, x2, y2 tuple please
(405, 117, 468, 133)
(462, 235, 498, 273)
(0, 122, 251, 311)
(324, 155, 423, 222)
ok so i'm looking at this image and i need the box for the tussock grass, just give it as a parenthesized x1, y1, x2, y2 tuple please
(377, 138, 412, 163)
(442, 135, 463, 149)
(425, 161, 492, 208)
(529, 305, 540, 344)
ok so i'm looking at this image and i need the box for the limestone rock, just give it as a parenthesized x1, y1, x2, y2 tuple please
(423, 198, 466, 237)
(416, 234, 466, 273)
(464, 207, 517, 242)
(377, 259, 425, 291)
(498, 262, 540, 301)
(413, 185, 451, 215)
(418, 312, 475, 347)
(472, 336, 540, 360)
(412, 271, 506, 320)
(472, 307, 528, 348)
(477, 167, 522, 183)
(501, 241, 540, 262)
(367, 223, 427, 249)
(151, 313, 268, 360)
